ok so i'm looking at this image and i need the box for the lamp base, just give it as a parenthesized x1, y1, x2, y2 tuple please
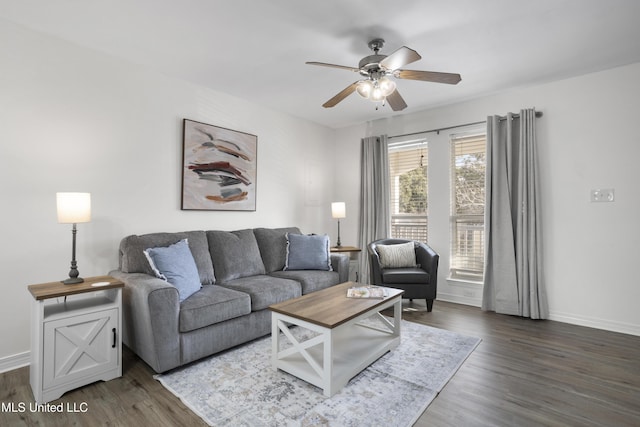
(62, 277, 84, 285)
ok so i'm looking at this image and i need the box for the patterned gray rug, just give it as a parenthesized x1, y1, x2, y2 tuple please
(155, 320, 481, 426)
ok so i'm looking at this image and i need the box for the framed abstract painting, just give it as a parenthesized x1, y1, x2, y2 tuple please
(181, 119, 257, 211)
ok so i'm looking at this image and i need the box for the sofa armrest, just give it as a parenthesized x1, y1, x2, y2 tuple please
(330, 253, 350, 283)
(109, 270, 181, 373)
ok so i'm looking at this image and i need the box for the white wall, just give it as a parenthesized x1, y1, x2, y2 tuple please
(336, 62, 640, 336)
(0, 20, 337, 366)
(2, 17, 639, 371)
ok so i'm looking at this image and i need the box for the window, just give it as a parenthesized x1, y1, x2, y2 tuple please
(388, 139, 428, 242)
(450, 133, 486, 281)
(386, 130, 486, 285)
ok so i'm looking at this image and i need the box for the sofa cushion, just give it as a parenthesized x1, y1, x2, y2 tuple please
(144, 239, 202, 302)
(382, 268, 430, 284)
(179, 285, 251, 332)
(119, 231, 215, 285)
(269, 270, 340, 294)
(253, 227, 301, 273)
(376, 242, 418, 269)
(207, 229, 266, 282)
(284, 233, 332, 271)
(217, 275, 301, 311)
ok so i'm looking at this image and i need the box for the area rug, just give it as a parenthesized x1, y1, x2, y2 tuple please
(155, 320, 481, 426)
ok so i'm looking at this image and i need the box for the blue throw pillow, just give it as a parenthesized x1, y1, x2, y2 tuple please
(144, 238, 201, 302)
(284, 233, 332, 271)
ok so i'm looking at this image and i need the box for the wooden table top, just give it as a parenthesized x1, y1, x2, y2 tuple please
(269, 281, 403, 329)
(28, 275, 124, 301)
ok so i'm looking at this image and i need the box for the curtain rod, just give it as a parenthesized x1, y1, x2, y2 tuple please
(388, 111, 543, 139)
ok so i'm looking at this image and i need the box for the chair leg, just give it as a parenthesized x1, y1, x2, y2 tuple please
(426, 299, 434, 312)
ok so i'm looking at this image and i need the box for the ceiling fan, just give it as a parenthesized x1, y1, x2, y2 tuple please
(306, 38, 461, 111)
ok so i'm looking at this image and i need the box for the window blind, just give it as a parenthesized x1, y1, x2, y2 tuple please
(450, 133, 486, 281)
(388, 140, 428, 242)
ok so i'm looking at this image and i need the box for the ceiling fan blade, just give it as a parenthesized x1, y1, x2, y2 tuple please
(322, 82, 359, 108)
(306, 62, 360, 73)
(395, 69, 462, 84)
(379, 46, 421, 71)
(386, 89, 407, 111)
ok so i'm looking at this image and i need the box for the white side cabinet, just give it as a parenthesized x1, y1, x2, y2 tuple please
(28, 276, 124, 404)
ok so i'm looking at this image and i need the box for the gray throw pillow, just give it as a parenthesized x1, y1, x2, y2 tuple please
(376, 242, 418, 269)
(207, 229, 266, 282)
(119, 231, 215, 285)
(254, 227, 302, 272)
(284, 233, 332, 271)
(144, 239, 202, 302)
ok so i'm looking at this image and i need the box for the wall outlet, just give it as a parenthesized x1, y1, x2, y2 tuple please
(590, 188, 615, 202)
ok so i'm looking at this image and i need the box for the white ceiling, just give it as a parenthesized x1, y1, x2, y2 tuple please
(2, 0, 640, 129)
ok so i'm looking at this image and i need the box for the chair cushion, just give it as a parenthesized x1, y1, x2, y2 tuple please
(179, 285, 251, 332)
(270, 270, 340, 294)
(382, 268, 430, 284)
(376, 242, 418, 268)
(217, 275, 302, 311)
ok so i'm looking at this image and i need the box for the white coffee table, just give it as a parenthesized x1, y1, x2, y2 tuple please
(269, 281, 404, 397)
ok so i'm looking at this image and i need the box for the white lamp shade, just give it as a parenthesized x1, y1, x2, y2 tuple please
(331, 202, 346, 219)
(57, 192, 91, 224)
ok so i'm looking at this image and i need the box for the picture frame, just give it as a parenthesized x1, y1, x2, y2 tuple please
(181, 119, 257, 211)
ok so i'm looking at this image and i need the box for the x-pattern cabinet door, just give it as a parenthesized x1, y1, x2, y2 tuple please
(42, 307, 119, 390)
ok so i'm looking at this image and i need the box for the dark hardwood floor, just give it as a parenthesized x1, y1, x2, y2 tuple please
(407, 301, 640, 427)
(2, 301, 639, 426)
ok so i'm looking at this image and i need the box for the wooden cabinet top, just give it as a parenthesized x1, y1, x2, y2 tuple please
(330, 246, 361, 253)
(28, 275, 123, 300)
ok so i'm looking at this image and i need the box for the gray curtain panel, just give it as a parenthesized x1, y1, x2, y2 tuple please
(482, 109, 549, 319)
(358, 135, 390, 284)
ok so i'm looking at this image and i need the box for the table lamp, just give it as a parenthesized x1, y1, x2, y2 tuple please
(57, 192, 91, 284)
(331, 202, 346, 248)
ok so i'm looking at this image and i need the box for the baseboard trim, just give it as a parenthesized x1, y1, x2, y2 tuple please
(0, 350, 30, 374)
(548, 311, 640, 337)
(437, 296, 639, 337)
(437, 293, 482, 307)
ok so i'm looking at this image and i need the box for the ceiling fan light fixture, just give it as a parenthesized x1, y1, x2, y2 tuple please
(356, 80, 373, 98)
(307, 38, 461, 112)
(378, 76, 396, 96)
(370, 85, 385, 102)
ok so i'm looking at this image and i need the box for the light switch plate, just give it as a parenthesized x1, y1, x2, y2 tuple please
(590, 188, 615, 202)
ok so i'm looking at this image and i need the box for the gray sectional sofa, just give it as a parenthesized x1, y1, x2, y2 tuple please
(109, 227, 349, 373)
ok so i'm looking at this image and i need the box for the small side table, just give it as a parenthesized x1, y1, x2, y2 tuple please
(330, 246, 362, 282)
(28, 275, 124, 404)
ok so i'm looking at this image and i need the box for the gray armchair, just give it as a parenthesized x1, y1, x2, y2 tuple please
(368, 239, 439, 312)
